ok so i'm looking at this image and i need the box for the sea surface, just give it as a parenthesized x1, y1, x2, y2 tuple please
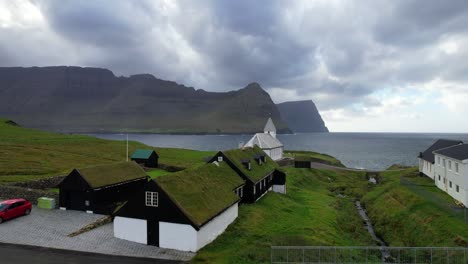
(88, 132, 468, 170)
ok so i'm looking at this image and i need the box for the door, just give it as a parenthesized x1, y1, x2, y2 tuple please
(147, 219, 159, 246)
(7, 202, 23, 219)
(68, 191, 86, 211)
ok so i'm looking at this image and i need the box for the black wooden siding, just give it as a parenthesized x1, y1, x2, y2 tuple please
(58, 170, 146, 215)
(132, 152, 159, 168)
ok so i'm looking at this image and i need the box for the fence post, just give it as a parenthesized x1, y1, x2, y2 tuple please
(446, 247, 449, 264)
(430, 248, 433, 264)
(335, 247, 337, 264)
(365, 247, 368, 264)
(319, 247, 321, 264)
(287, 247, 289, 263)
(302, 248, 305, 263)
(398, 248, 401, 264)
(414, 248, 417, 263)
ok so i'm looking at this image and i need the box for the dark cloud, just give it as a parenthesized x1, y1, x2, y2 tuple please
(1, 0, 468, 115)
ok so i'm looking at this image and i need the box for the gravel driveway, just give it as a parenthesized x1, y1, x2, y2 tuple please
(0, 207, 194, 261)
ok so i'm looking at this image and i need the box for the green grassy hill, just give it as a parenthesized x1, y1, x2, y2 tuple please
(362, 168, 468, 247)
(0, 119, 213, 184)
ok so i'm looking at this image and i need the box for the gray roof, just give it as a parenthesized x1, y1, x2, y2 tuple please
(244, 133, 283, 149)
(264, 118, 276, 132)
(434, 144, 468, 161)
(419, 139, 462, 163)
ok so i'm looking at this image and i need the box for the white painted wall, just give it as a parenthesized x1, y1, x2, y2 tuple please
(114, 217, 147, 244)
(418, 158, 435, 179)
(159, 203, 238, 252)
(434, 154, 468, 206)
(273, 184, 286, 194)
(267, 147, 283, 161)
(159, 222, 198, 252)
(196, 203, 238, 250)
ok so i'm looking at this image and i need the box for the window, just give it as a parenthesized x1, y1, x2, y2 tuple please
(449, 181, 452, 188)
(443, 159, 445, 168)
(457, 185, 460, 192)
(449, 161, 452, 170)
(218, 156, 223, 162)
(85, 200, 90, 206)
(438, 175, 441, 181)
(145, 192, 158, 207)
(438, 156, 440, 165)
(443, 178, 446, 184)
(456, 163, 459, 173)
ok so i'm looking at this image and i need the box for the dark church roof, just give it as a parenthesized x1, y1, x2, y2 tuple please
(419, 139, 462, 163)
(155, 162, 244, 227)
(131, 149, 158, 159)
(76, 162, 147, 188)
(434, 144, 468, 161)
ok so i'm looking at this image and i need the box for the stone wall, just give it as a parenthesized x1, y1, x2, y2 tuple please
(10, 176, 65, 189)
(0, 185, 58, 206)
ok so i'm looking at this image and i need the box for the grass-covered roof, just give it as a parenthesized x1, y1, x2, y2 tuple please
(77, 162, 147, 188)
(222, 145, 278, 182)
(155, 162, 244, 227)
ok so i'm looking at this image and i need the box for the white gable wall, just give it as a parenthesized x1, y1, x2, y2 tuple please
(159, 203, 238, 252)
(114, 217, 147, 244)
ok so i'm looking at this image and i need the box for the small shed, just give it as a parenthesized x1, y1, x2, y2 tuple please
(294, 156, 312, 168)
(58, 162, 148, 214)
(131, 149, 159, 168)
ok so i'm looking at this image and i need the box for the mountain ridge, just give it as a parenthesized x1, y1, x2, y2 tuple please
(277, 100, 329, 133)
(0, 66, 294, 134)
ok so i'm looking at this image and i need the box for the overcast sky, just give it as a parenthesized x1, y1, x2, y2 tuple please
(1, 0, 468, 132)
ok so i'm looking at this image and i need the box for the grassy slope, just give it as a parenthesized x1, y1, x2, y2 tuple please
(284, 150, 345, 167)
(194, 168, 375, 263)
(0, 119, 213, 184)
(147, 169, 172, 179)
(362, 167, 468, 247)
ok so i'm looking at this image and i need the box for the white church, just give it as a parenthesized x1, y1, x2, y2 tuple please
(244, 118, 284, 161)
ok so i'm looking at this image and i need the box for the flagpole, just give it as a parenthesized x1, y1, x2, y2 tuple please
(126, 133, 129, 162)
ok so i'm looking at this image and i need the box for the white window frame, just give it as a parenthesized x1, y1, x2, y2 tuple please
(145, 191, 158, 207)
(455, 163, 459, 173)
(218, 156, 223, 162)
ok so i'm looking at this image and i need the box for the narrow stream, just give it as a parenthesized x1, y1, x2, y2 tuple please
(355, 201, 391, 261)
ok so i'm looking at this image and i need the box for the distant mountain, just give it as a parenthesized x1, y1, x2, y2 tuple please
(277, 100, 329, 133)
(0, 66, 290, 134)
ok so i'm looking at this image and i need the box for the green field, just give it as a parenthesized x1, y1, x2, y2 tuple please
(0, 119, 213, 184)
(284, 150, 345, 167)
(194, 168, 375, 263)
(362, 168, 468, 247)
(3, 118, 468, 262)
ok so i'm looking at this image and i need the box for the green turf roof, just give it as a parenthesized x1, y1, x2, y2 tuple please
(294, 155, 313, 162)
(155, 162, 244, 227)
(222, 145, 278, 182)
(131, 149, 156, 159)
(77, 162, 147, 188)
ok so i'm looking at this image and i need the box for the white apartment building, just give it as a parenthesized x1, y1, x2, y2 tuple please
(433, 144, 468, 207)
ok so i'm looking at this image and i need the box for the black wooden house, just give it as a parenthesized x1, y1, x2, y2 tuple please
(131, 149, 159, 168)
(58, 162, 148, 214)
(209, 145, 287, 203)
(114, 162, 244, 251)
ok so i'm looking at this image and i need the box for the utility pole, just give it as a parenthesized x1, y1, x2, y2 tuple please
(126, 133, 129, 162)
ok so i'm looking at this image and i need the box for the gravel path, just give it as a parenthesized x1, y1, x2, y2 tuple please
(0, 207, 194, 261)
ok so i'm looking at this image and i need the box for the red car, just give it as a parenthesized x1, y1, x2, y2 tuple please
(0, 198, 32, 224)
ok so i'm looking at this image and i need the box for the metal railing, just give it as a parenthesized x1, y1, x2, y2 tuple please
(271, 246, 468, 263)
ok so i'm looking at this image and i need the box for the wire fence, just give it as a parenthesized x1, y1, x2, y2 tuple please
(271, 246, 468, 263)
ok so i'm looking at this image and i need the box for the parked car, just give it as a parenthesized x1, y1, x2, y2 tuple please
(0, 198, 32, 224)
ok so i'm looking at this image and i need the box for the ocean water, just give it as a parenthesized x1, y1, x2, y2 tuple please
(88, 132, 468, 170)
